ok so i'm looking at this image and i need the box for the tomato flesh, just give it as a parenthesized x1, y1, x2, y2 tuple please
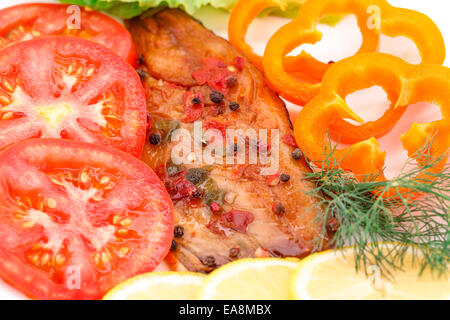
(0, 139, 174, 300)
(0, 3, 137, 66)
(0, 36, 146, 157)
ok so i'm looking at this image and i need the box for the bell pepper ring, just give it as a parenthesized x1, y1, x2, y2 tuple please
(263, 0, 446, 106)
(294, 53, 450, 182)
(229, 0, 306, 71)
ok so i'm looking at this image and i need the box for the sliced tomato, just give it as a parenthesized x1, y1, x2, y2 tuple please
(0, 3, 137, 66)
(0, 36, 146, 157)
(0, 139, 174, 300)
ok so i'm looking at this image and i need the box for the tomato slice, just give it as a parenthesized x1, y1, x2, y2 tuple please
(0, 139, 174, 300)
(0, 36, 147, 157)
(0, 3, 137, 66)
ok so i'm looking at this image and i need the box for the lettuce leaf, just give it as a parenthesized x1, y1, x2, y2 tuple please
(59, 0, 342, 25)
(59, 0, 237, 18)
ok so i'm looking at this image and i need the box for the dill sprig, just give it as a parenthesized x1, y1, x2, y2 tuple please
(304, 136, 449, 277)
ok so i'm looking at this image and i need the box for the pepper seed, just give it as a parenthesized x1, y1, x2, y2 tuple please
(174, 225, 184, 238)
(226, 76, 237, 88)
(202, 255, 216, 267)
(327, 217, 339, 232)
(149, 133, 161, 145)
(280, 174, 290, 182)
(136, 68, 147, 79)
(229, 247, 240, 258)
(191, 188, 203, 198)
(210, 90, 224, 103)
(170, 239, 178, 251)
(272, 202, 285, 215)
(291, 148, 303, 160)
(229, 102, 240, 111)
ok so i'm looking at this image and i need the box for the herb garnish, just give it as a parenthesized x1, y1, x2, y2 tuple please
(304, 137, 449, 278)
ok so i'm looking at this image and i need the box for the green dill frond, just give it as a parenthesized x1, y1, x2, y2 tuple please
(304, 135, 449, 278)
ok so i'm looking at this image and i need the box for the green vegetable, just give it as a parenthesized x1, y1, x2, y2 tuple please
(59, 0, 237, 19)
(305, 136, 449, 278)
(185, 168, 210, 185)
(60, 0, 343, 26)
(198, 177, 225, 206)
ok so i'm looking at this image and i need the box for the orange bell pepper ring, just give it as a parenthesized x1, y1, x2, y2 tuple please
(263, 0, 446, 106)
(294, 53, 450, 181)
(229, 0, 306, 71)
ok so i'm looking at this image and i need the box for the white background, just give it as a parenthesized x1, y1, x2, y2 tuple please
(0, 0, 449, 299)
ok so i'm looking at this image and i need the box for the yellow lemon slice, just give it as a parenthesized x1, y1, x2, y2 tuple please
(291, 246, 449, 300)
(103, 271, 205, 300)
(198, 258, 300, 300)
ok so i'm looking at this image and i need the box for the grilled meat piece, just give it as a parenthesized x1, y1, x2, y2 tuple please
(127, 9, 331, 272)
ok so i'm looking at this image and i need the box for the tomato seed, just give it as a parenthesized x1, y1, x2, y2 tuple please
(120, 218, 132, 227)
(112, 215, 120, 225)
(117, 247, 130, 258)
(46, 198, 57, 209)
(55, 254, 66, 266)
(2, 79, 13, 92)
(80, 171, 89, 184)
(0, 95, 11, 105)
(100, 176, 110, 185)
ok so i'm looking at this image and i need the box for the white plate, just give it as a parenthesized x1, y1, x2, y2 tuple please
(0, 0, 449, 300)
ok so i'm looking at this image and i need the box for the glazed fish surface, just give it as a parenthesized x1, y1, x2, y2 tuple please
(127, 9, 332, 272)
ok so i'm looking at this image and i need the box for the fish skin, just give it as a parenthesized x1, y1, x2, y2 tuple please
(127, 9, 332, 272)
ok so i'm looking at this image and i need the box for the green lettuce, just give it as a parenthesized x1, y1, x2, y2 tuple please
(59, 0, 342, 24)
(59, 0, 237, 18)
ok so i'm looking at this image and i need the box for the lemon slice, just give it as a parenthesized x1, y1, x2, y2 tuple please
(198, 258, 300, 300)
(292, 247, 449, 300)
(103, 271, 205, 300)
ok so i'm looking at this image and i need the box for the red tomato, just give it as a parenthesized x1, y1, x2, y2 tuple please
(0, 36, 147, 157)
(0, 139, 174, 300)
(0, 3, 137, 66)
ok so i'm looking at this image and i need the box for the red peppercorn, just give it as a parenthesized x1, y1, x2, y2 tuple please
(210, 202, 221, 213)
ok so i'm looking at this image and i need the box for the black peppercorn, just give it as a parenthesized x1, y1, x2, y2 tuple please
(174, 225, 184, 238)
(202, 255, 216, 267)
(137, 54, 145, 65)
(229, 247, 240, 258)
(272, 202, 285, 215)
(210, 90, 224, 103)
(229, 102, 240, 111)
(149, 133, 161, 145)
(192, 97, 201, 105)
(170, 239, 178, 251)
(280, 174, 290, 182)
(291, 148, 303, 160)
